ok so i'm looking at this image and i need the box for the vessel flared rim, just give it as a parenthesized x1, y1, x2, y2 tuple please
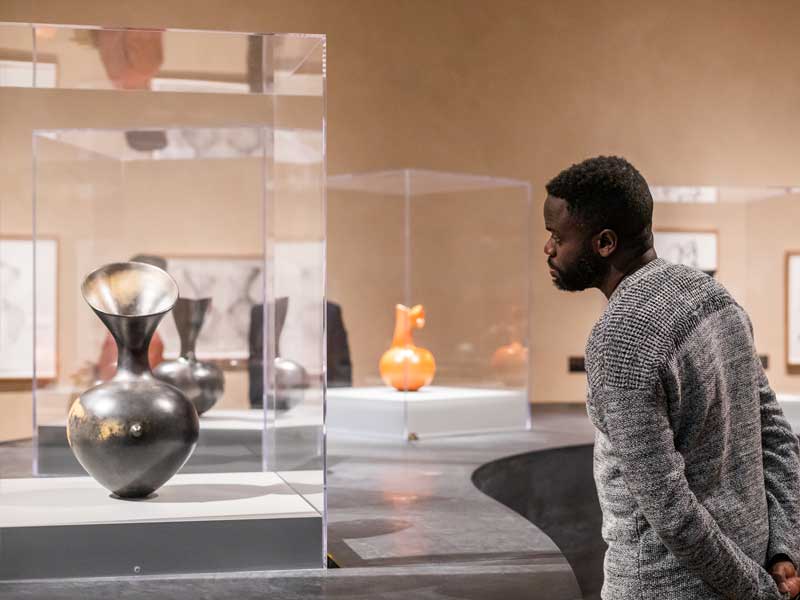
(81, 261, 179, 318)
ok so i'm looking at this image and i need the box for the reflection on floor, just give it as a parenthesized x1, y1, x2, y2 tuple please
(0, 403, 597, 599)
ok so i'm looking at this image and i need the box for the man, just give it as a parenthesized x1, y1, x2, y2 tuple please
(544, 156, 800, 599)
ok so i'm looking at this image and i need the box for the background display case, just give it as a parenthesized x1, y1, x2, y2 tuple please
(647, 186, 800, 423)
(326, 169, 532, 440)
(0, 23, 325, 579)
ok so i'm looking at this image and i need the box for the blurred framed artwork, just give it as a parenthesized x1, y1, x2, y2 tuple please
(653, 229, 718, 276)
(786, 252, 800, 368)
(0, 237, 58, 380)
(160, 255, 263, 361)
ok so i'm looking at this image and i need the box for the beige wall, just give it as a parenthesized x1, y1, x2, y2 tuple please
(3, 1, 800, 442)
(741, 194, 800, 395)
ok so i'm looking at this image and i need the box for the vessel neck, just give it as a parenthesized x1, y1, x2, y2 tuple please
(180, 336, 197, 361)
(392, 306, 414, 346)
(174, 298, 209, 361)
(97, 311, 164, 378)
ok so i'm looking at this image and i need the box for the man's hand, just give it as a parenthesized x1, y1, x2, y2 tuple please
(770, 560, 800, 598)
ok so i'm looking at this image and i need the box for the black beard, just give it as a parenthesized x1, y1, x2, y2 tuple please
(552, 247, 609, 292)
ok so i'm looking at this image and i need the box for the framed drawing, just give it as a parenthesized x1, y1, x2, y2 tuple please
(160, 255, 263, 361)
(0, 237, 58, 379)
(786, 253, 800, 368)
(653, 229, 718, 275)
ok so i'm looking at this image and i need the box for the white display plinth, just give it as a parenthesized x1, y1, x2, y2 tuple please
(0, 471, 322, 579)
(326, 386, 530, 441)
(201, 405, 323, 431)
(778, 393, 800, 432)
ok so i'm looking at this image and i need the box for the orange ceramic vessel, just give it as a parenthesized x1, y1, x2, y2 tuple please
(491, 341, 528, 387)
(379, 304, 436, 391)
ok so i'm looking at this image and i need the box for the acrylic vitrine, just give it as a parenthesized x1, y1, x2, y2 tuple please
(0, 23, 326, 579)
(326, 169, 532, 440)
(646, 186, 800, 431)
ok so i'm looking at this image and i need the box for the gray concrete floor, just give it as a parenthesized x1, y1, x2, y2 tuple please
(0, 404, 596, 600)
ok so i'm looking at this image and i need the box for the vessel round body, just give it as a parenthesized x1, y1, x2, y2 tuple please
(273, 357, 307, 410)
(154, 357, 224, 415)
(490, 341, 528, 387)
(379, 345, 436, 391)
(69, 373, 199, 498)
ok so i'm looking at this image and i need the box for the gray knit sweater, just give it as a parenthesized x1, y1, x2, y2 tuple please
(585, 258, 800, 599)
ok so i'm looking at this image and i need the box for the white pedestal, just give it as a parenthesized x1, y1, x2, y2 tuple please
(0, 471, 323, 579)
(778, 393, 800, 432)
(327, 386, 530, 440)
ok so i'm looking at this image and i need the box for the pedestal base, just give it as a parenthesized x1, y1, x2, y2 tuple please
(778, 393, 800, 432)
(0, 471, 322, 579)
(327, 386, 530, 440)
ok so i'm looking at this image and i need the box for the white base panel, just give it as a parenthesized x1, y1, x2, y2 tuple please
(327, 386, 531, 440)
(0, 471, 323, 579)
(778, 393, 800, 433)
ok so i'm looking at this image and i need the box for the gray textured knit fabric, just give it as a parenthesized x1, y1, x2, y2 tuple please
(585, 258, 800, 600)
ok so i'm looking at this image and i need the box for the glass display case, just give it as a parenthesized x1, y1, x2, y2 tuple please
(0, 23, 325, 579)
(326, 169, 532, 440)
(647, 186, 800, 426)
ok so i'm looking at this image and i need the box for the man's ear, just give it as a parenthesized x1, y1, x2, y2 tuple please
(593, 229, 618, 258)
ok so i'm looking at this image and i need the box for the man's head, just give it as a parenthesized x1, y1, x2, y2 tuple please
(543, 156, 653, 292)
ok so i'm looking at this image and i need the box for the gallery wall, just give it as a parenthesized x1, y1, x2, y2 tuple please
(3, 0, 800, 440)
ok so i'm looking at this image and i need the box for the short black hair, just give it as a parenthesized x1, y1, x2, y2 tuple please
(546, 156, 653, 250)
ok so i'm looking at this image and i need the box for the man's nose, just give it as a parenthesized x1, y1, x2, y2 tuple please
(544, 238, 554, 256)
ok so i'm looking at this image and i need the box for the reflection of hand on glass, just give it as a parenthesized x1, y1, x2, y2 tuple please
(181, 129, 221, 156)
(227, 129, 263, 155)
(92, 29, 164, 90)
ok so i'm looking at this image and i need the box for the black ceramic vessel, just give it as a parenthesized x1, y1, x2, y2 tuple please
(153, 297, 225, 416)
(68, 262, 199, 499)
(273, 357, 308, 410)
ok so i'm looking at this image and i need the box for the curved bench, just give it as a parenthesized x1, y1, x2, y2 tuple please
(472, 443, 605, 600)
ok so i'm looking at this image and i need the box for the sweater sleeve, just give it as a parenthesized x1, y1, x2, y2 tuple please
(598, 381, 784, 599)
(757, 358, 800, 567)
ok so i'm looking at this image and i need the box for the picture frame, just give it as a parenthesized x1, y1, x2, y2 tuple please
(159, 255, 264, 361)
(653, 229, 719, 275)
(0, 237, 58, 380)
(786, 252, 800, 369)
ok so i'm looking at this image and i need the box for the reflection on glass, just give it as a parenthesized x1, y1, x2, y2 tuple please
(0, 22, 327, 579)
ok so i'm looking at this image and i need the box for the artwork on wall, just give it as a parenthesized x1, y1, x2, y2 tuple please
(786, 253, 800, 368)
(0, 238, 58, 379)
(653, 229, 718, 275)
(272, 241, 325, 370)
(159, 244, 324, 365)
(160, 255, 263, 361)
